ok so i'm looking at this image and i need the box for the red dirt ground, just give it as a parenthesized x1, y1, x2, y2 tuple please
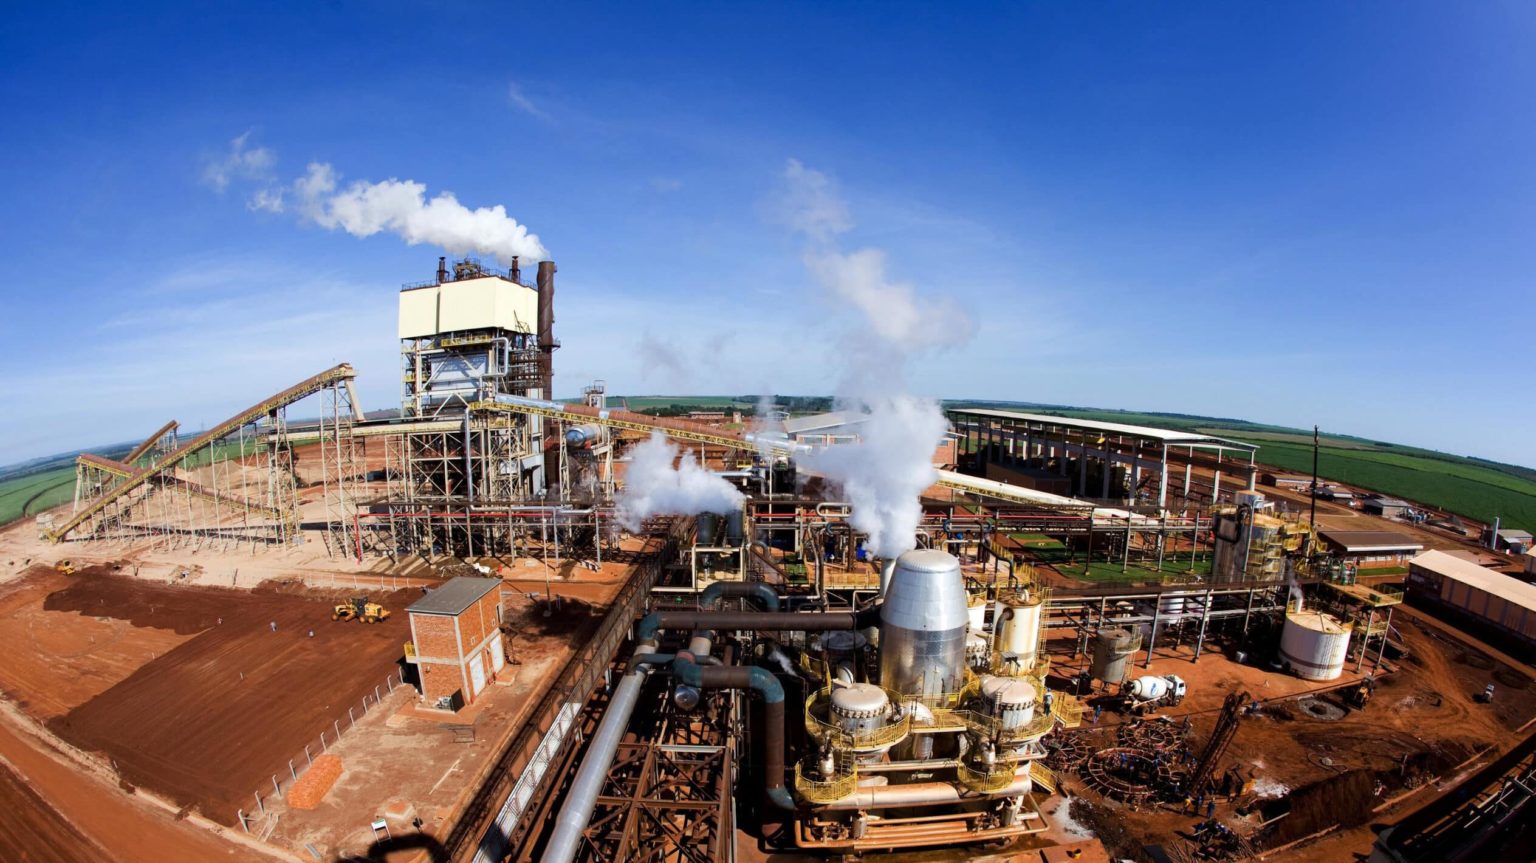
(0, 718, 256, 862)
(0, 569, 196, 718)
(0, 758, 107, 863)
(27, 568, 417, 826)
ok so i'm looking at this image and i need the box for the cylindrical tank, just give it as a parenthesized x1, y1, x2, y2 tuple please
(978, 675, 1037, 731)
(565, 424, 603, 447)
(878, 549, 969, 700)
(965, 632, 990, 670)
(1125, 675, 1169, 701)
(1157, 593, 1186, 619)
(830, 683, 891, 736)
(967, 593, 988, 634)
(993, 591, 1043, 672)
(1280, 611, 1352, 681)
(1091, 627, 1138, 685)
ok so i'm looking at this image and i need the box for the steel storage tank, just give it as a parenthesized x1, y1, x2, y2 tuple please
(993, 591, 1044, 672)
(967, 592, 988, 634)
(1091, 627, 1138, 685)
(830, 683, 891, 736)
(1280, 611, 1352, 681)
(966, 632, 991, 670)
(878, 549, 970, 700)
(978, 675, 1037, 731)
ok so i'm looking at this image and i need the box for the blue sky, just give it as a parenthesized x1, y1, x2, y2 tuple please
(1, 2, 1533, 467)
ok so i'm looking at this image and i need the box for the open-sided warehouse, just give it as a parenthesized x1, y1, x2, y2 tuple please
(1318, 529, 1423, 565)
(1407, 550, 1536, 645)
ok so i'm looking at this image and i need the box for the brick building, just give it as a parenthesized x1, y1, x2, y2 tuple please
(405, 577, 506, 710)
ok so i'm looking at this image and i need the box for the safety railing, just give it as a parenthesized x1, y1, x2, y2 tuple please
(1050, 693, 1086, 728)
(794, 762, 858, 803)
(803, 686, 912, 752)
(1029, 761, 1058, 794)
(956, 761, 1019, 794)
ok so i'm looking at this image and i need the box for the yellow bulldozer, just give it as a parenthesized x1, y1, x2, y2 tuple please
(332, 596, 391, 624)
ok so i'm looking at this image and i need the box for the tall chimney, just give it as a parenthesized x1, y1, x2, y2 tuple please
(436, 256, 448, 285)
(536, 261, 557, 398)
(510, 256, 521, 284)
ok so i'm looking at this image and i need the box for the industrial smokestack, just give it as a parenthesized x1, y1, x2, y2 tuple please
(537, 260, 557, 398)
(510, 255, 521, 284)
(436, 256, 447, 285)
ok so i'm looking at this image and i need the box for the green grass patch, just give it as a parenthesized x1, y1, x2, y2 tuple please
(0, 466, 77, 525)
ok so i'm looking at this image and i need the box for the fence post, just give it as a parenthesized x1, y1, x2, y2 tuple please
(238, 808, 248, 832)
(255, 792, 265, 815)
(335, 719, 341, 739)
(289, 760, 297, 781)
(305, 744, 312, 766)
(375, 685, 381, 703)
(349, 707, 355, 727)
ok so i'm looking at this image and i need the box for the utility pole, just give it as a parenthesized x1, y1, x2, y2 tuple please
(1309, 425, 1320, 533)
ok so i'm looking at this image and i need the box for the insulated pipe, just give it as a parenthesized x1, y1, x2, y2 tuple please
(672, 653, 795, 810)
(699, 581, 782, 612)
(635, 610, 866, 646)
(820, 776, 1033, 811)
(543, 650, 673, 863)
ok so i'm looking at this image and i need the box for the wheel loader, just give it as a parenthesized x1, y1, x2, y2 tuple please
(332, 596, 391, 624)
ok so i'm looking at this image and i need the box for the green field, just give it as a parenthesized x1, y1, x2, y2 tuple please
(0, 438, 262, 529)
(952, 401, 1536, 535)
(0, 466, 78, 525)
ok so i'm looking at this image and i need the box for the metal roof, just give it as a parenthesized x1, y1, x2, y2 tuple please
(407, 576, 502, 616)
(1318, 529, 1424, 553)
(1497, 529, 1534, 541)
(947, 408, 1258, 451)
(782, 410, 868, 435)
(1365, 497, 1412, 508)
(1411, 550, 1536, 614)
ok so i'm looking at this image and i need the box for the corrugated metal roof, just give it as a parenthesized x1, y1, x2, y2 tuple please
(1319, 530, 1424, 552)
(1366, 497, 1412, 508)
(783, 411, 868, 435)
(1410, 550, 1536, 614)
(947, 408, 1259, 450)
(407, 576, 502, 616)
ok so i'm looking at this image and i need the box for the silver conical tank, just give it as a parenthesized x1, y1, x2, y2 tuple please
(878, 549, 969, 700)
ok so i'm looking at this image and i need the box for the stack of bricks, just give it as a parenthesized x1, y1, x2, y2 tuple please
(286, 755, 343, 810)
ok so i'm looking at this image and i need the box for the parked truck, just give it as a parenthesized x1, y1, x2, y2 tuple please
(1117, 674, 1187, 715)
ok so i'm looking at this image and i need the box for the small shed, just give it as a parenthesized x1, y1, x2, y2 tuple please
(405, 577, 506, 710)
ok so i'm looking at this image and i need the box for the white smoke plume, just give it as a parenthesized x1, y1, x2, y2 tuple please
(248, 155, 547, 262)
(617, 431, 745, 531)
(779, 160, 974, 560)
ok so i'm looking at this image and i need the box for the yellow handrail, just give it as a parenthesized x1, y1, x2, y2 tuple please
(794, 762, 857, 803)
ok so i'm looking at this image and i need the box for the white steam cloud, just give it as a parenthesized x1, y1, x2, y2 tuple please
(212, 133, 549, 262)
(259, 162, 549, 262)
(779, 159, 974, 560)
(617, 431, 745, 531)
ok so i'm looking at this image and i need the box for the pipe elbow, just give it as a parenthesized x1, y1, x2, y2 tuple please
(767, 786, 796, 811)
(636, 612, 663, 644)
(748, 665, 785, 703)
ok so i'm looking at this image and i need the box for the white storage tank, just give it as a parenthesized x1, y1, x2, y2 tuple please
(978, 675, 1037, 731)
(1280, 611, 1353, 681)
(992, 589, 1044, 672)
(830, 682, 891, 736)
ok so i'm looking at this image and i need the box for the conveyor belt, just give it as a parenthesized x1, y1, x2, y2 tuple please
(46, 363, 354, 543)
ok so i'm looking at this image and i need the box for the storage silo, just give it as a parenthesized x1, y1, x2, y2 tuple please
(878, 549, 969, 700)
(1091, 627, 1139, 686)
(992, 589, 1045, 673)
(1279, 611, 1353, 681)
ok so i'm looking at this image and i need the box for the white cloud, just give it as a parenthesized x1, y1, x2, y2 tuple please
(201, 131, 275, 192)
(507, 82, 549, 120)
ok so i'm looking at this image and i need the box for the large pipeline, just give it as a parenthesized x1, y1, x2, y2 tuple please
(672, 653, 795, 810)
(549, 606, 877, 862)
(541, 650, 674, 863)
